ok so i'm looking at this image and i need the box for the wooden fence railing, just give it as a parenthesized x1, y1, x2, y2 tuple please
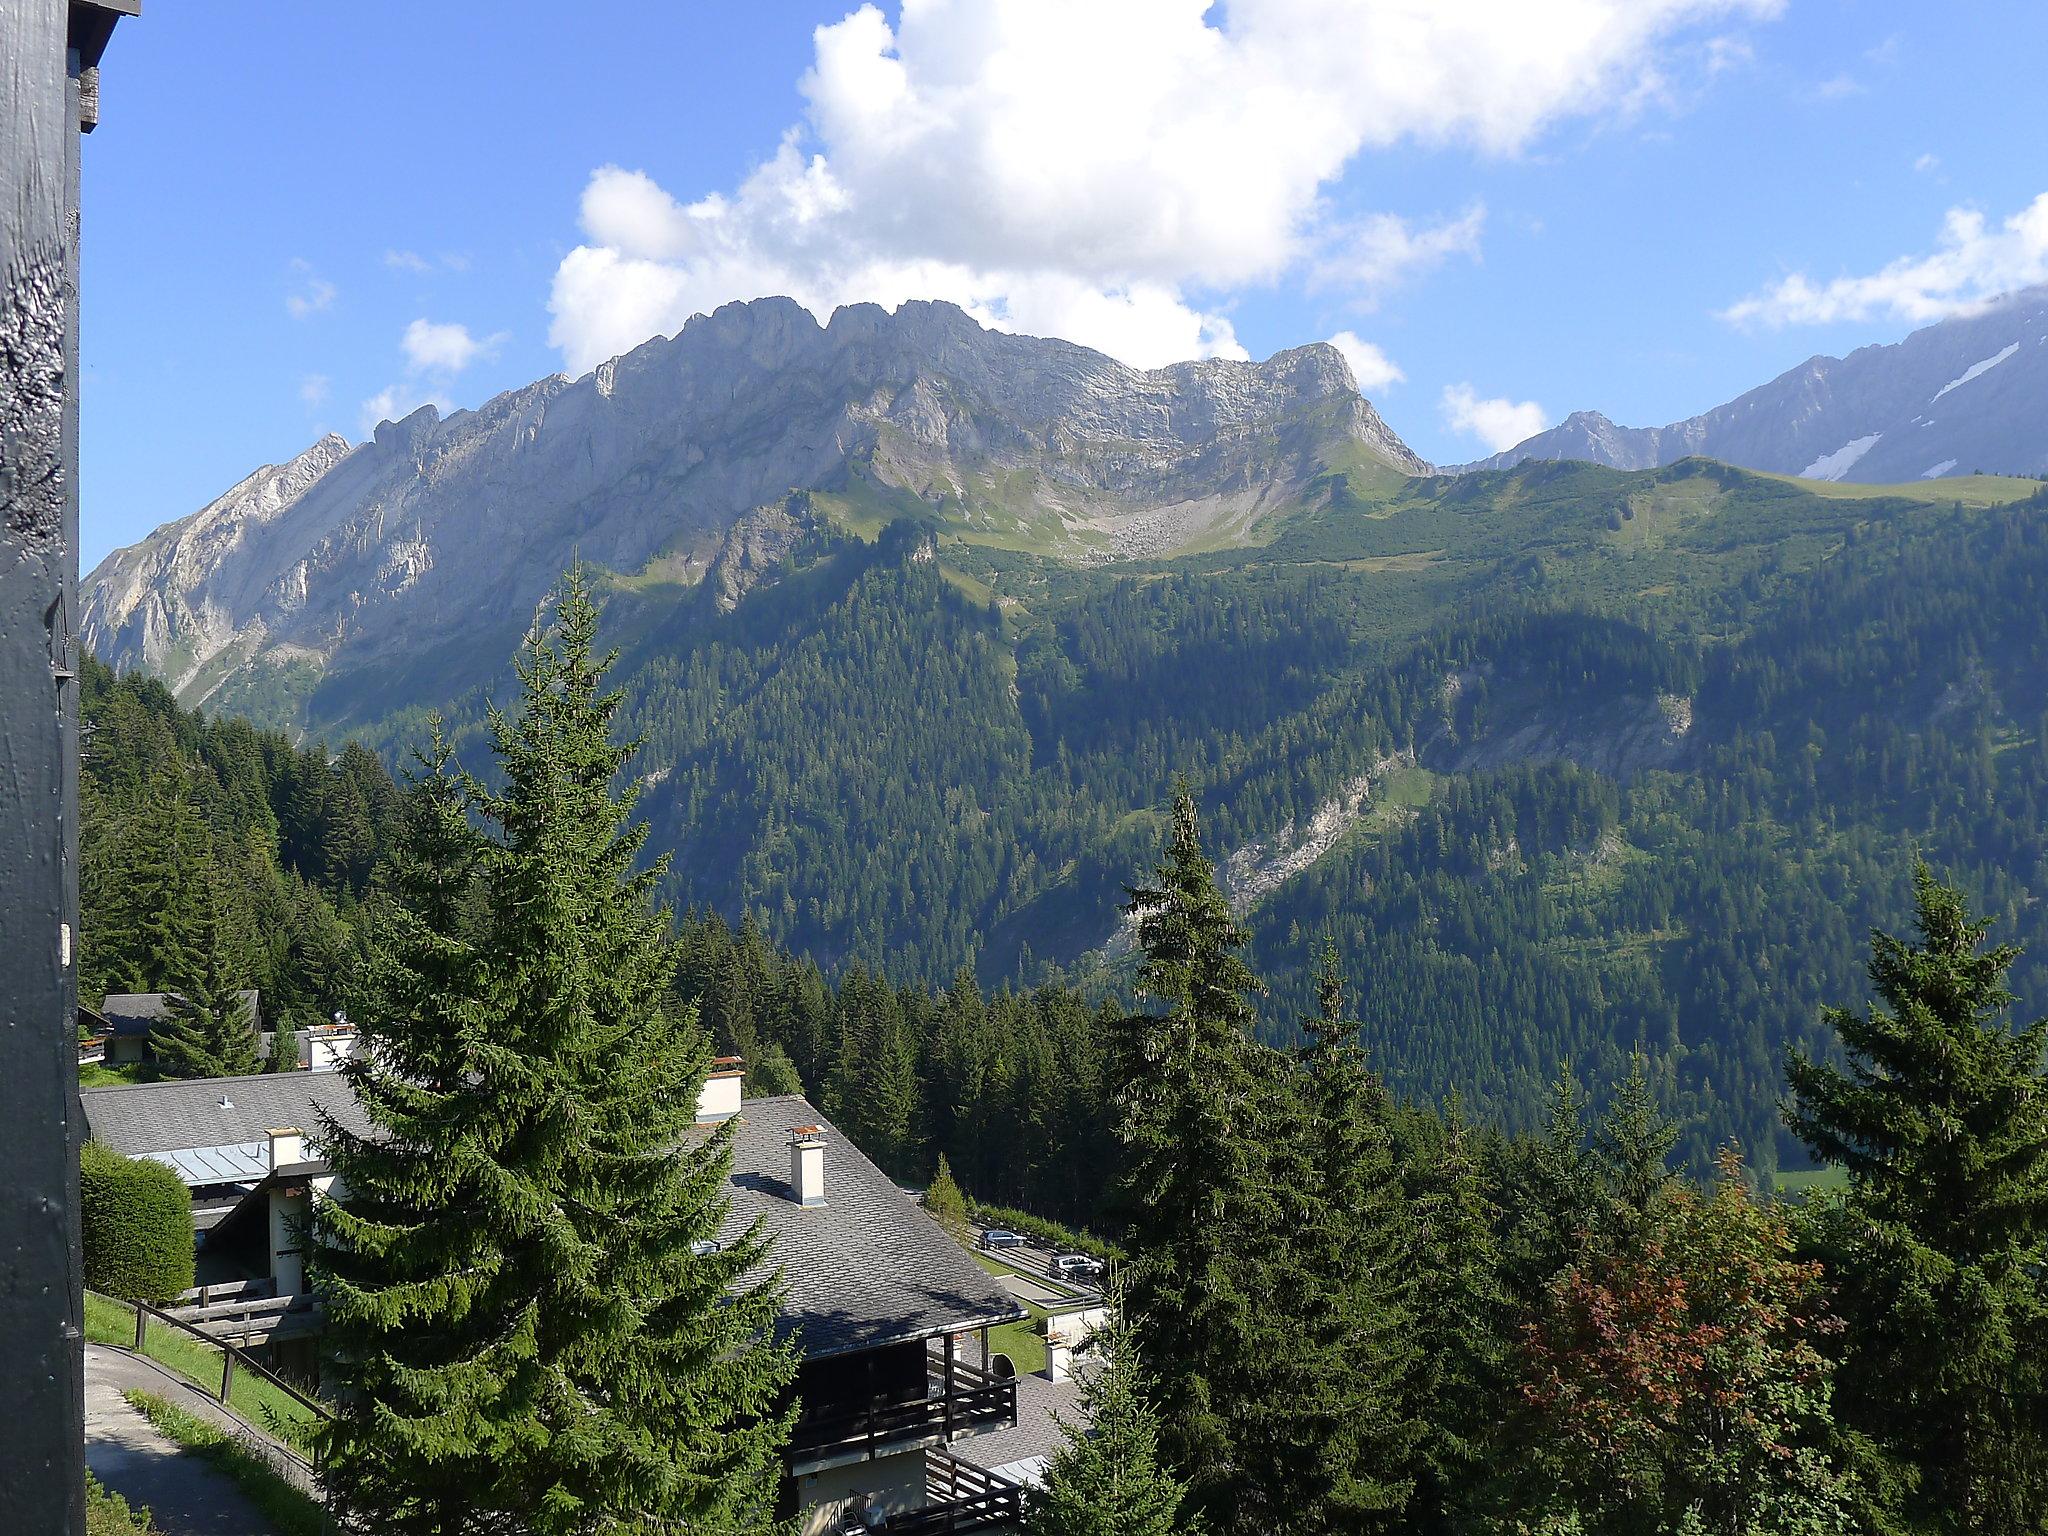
(886, 1452, 1027, 1534)
(89, 1289, 332, 1445)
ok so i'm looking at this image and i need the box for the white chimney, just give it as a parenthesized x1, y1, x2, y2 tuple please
(696, 1057, 744, 1124)
(267, 1127, 304, 1170)
(1044, 1334, 1075, 1382)
(788, 1126, 826, 1206)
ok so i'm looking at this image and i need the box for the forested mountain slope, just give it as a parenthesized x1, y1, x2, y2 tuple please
(297, 458, 2047, 1170)
(82, 299, 2048, 1170)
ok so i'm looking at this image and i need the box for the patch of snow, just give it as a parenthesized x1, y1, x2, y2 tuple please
(1931, 342, 2021, 402)
(1921, 459, 1959, 479)
(1800, 433, 1883, 482)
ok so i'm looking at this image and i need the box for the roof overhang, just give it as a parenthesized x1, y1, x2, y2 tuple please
(796, 1300, 1029, 1363)
(68, 0, 138, 71)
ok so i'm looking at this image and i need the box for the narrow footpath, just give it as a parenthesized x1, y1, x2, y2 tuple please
(84, 1343, 284, 1536)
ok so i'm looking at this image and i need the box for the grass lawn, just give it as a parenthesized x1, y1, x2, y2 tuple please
(79, 1061, 149, 1087)
(965, 1249, 1055, 1374)
(1774, 1165, 1849, 1197)
(989, 1318, 1048, 1376)
(1759, 471, 2041, 508)
(85, 1292, 324, 1448)
(122, 1390, 324, 1536)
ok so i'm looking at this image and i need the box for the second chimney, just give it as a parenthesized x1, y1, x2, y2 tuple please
(267, 1127, 305, 1170)
(788, 1126, 826, 1207)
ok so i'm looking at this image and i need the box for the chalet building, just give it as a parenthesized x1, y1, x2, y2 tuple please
(93, 990, 264, 1067)
(80, 1059, 1035, 1533)
(83, 993, 361, 1072)
(80, 1068, 371, 1379)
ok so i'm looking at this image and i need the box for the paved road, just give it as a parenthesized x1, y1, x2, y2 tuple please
(85, 1345, 285, 1536)
(995, 1269, 1071, 1308)
(968, 1223, 1102, 1302)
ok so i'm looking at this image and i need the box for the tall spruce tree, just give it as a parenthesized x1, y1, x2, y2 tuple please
(1591, 1051, 1679, 1247)
(150, 860, 258, 1080)
(313, 576, 796, 1535)
(1505, 1067, 1598, 1301)
(97, 766, 207, 998)
(1034, 1283, 1196, 1536)
(1263, 939, 1420, 1530)
(1110, 784, 1267, 1509)
(1787, 865, 2048, 1535)
(1406, 1093, 1511, 1533)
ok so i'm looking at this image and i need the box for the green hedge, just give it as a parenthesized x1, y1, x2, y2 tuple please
(964, 1196, 1127, 1262)
(81, 1140, 193, 1304)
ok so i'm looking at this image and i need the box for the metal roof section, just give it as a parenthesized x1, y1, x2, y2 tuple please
(144, 1140, 271, 1187)
(80, 1070, 372, 1158)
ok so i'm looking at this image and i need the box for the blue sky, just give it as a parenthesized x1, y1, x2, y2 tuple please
(80, 1, 2048, 568)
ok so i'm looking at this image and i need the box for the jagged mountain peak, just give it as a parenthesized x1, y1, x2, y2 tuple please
(83, 297, 1425, 721)
(1461, 283, 2048, 483)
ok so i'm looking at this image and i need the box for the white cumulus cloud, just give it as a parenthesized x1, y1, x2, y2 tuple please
(285, 258, 336, 319)
(1441, 382, 1549, 453)
(1722, 192, 2048, 328)
(1327, 331, 1405, 393)
(549, 0, 1779, 375)
(401, 318, 501, 376)
(299, 373, 331, 408)
(1313, 206, 1486, 298)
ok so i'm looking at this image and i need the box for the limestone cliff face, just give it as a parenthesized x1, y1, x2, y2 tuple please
(83, 298, 1425, 712)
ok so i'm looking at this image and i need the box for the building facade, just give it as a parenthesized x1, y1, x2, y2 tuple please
(81, 1062, 1037, 1532)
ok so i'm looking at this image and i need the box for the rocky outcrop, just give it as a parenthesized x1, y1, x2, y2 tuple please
(705, 498, 818, 613)
(1460, 283, 2048, 484)
(80, 434, 352, 695)
(1426, 668, 1694, 781)
(1220, 753, 1417, 913)
(84, 299, 1425, 720)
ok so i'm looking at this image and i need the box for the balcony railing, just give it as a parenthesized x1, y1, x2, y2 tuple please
(789, 1350, 1016, 1466)
(885, 1453, 1028, 1535)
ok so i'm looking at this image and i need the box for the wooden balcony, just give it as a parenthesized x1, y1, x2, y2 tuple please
(885, 1453, 1028, 1535)
(788, 1347, 1016, 1468)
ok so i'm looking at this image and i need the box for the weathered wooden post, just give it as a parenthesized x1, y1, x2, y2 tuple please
(0, 2, 136, 1526)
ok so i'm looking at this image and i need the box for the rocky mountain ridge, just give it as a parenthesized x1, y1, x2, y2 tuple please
(1461, 284, 2048, 483)
(83, 297, 1424, 718)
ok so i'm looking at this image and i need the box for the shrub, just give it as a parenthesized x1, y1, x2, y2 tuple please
(964, 1196, 1127, 1262)
(81, 1140, 193, 1303)
(923, 1154, 970, 1242)
(86, 1475, 160, 1536)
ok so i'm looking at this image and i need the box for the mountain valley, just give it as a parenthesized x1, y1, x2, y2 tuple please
(81, 298, 2048, 1168)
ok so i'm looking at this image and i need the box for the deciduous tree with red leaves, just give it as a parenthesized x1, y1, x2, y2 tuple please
(1514, 1150, 1859, 1536)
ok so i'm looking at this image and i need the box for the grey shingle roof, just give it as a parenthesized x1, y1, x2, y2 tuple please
(80, 1070, 372, 1158)
(99, 990, 262, 1039)
(81, 1076, 1022, 1363)
(711, 1095, 1025, 1360)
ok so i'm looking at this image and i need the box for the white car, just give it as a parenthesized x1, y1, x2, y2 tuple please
(1048, 1253, 1104, 1283)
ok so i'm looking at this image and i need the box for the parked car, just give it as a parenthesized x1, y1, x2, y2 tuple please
(978, 1229, 1027, 1251)
(1049, 1252, 1104, 1283)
